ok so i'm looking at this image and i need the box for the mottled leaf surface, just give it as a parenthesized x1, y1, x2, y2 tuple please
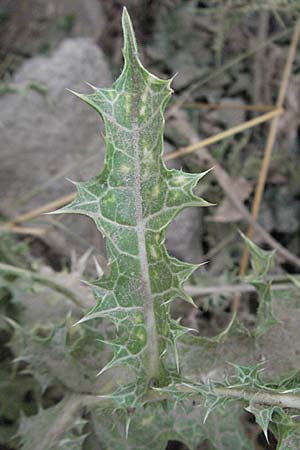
(11, 321, 112, 394)
(90, 401, 253, 450)
(18, 398, 87, 450)
(55, 8, 209, 401)
(241, 233, 279, 337)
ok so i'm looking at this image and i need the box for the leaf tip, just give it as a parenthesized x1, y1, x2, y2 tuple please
(85, 81, 98, 91)
(121, 7, 138, 62)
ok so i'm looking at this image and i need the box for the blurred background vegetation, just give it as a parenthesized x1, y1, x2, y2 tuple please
(1, 1, 300, 449)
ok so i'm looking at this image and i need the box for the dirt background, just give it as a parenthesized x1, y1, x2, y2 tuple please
(1, 1, 300, 449)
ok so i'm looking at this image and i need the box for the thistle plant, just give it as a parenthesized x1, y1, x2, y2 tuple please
(3, 7, 300, 450)
(56, 8, 210, 401)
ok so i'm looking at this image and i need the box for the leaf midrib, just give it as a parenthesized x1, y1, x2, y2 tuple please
(131, 61, 161, 382)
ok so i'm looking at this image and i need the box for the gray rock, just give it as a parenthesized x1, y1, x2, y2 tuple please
(166, 207, 203, 264)
(164, 143, 203, 264)
(0, 38, 111, 254)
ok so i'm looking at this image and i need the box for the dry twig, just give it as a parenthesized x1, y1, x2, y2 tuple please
(185, 281, 297, 297)
(1, 226, 46, 237)
(0, 193, 75, 232)
(184, 102, 275, 112)
(165, 109, 282, 161)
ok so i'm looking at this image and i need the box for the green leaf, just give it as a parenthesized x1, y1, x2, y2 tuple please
(253, 280, 281, 337)
(90, 401, 253, 450)
(226, 362, 265, 388)
(53, 7, 210, 401)
(276, 431, 300, 450)
(239, 232, 279, 336)
(246, 403, 278, 443)
(270, 408, 300, 450)
(11, 320, 112, 394)
(18, 397, 87, 450)
(239, 232, 275, 279)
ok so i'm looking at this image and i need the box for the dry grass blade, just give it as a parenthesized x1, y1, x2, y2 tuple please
(184, 102, 275, 112)
(185, 281, 298, 297)
(0, 193, 75, 232)
(165, 108, 282, 161)
(3, 226, 47, 237)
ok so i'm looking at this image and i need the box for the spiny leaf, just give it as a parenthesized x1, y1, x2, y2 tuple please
(18, 398, 87, 450)
(11, 320, 111, 394)
(239, 231, 275, 279)
(226, 362, 266, 388)
(226, 362, 300, 396)
(90, 401, 253, 450)
(246, 403, 279, 443)
(240, 232, 280, 336)
(270, 408, 300, 450)
(276, 431, 300, 450)
(275, 370, 300, 393)
(253, 280, 281, 337)
(52, 7, 210, 400)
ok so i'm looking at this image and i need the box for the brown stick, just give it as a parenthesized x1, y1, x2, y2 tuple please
(185, 281, 297, 297)
(0, 193, 75, 232)
(184, 102, 275, 112)
(165, 108, 282, 161)
(239, 19, 300, 279)
(4, 226, 46, 237)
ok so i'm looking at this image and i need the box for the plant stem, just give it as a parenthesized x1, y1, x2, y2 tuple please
(184, 102, 275, 112)
(214, 386, 300, 410)
(30, 382, 300, 450)
(150, 384, 300, 411)
(72, 384, 300, 416)
(185, 281, 298, 297)
(130, 44, 163, 385)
